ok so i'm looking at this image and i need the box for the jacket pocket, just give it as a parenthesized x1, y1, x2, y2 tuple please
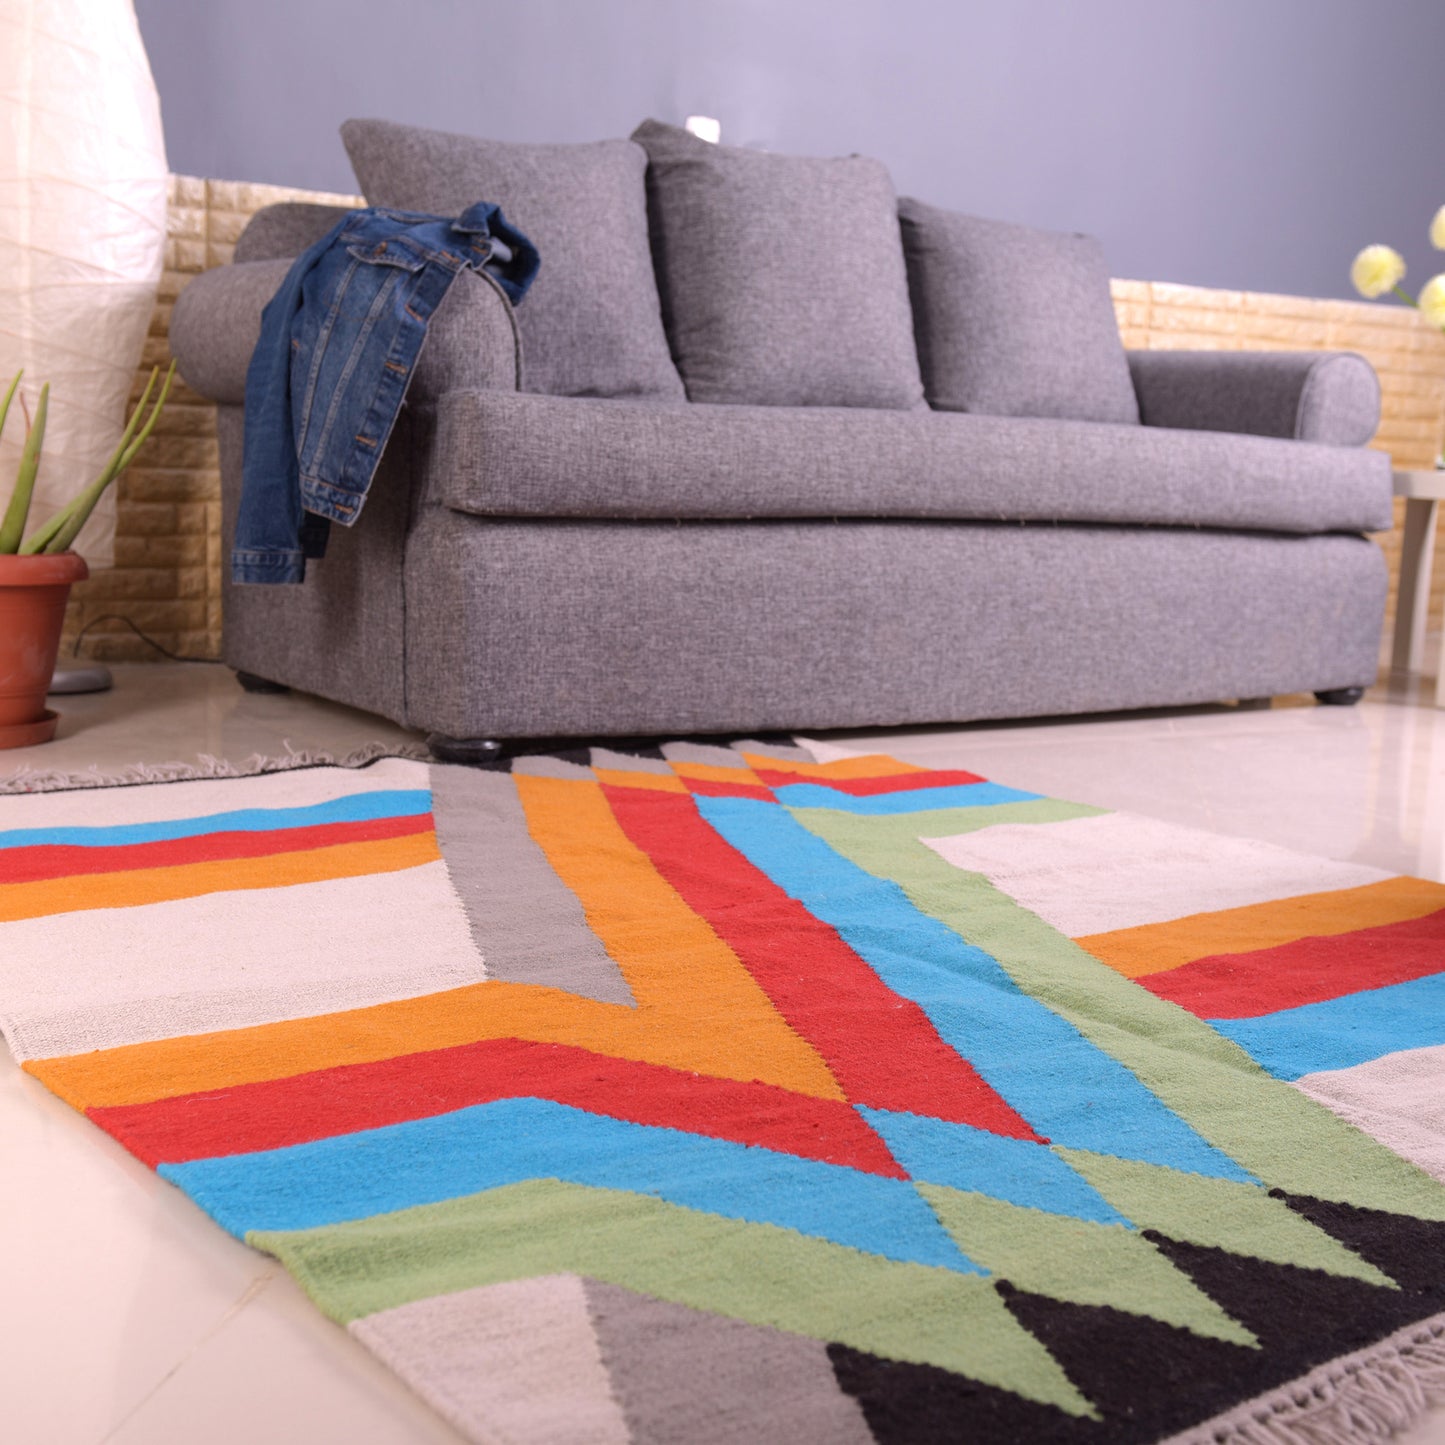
(345, 238, 428, 272)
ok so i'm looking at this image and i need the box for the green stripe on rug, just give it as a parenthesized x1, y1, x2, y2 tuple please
(802, 798, 1107, 838)
(795, 809, 1445, 1222)
(915, 1184, 1257, 1345)
(252, 1178, 1096, 1417)
(1055, 1151, 1394, 1286)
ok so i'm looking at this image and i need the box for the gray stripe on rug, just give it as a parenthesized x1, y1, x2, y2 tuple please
(583, 1278, 874, 1445)
(590, 747, 673, 774)
(429, 765, 636, 1005)
(510, 755, 596, 780)
(661, 742, 752, 769)
(730, 738, 819, 763)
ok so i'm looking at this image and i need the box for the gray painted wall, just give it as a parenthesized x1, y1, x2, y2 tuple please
(134, 0, 1445, 301)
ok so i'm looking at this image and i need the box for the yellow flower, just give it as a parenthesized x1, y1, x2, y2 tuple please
(1419, 274, 1445, 329)
(1351, 244, 1406, 299)
(1431, 206, 1445, 250)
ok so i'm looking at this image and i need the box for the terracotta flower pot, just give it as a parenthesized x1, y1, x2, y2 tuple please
(0, 551, 88, 747)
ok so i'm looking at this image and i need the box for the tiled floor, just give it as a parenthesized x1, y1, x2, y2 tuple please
(3, 663, 1444, 1444)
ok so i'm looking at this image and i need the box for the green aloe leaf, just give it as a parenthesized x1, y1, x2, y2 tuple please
(0, 381, 48, 554)
(27, 363, 176, 556)
(0, 370, 21, 450)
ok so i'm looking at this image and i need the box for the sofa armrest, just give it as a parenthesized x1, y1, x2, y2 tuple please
(170, 260, 522, 408)
(169, 259, 292, 405)
(1126, 350, 1381, 446)
(234, 202, 356, 262)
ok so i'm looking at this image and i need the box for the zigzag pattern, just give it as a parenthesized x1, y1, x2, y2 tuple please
(10, 741, 1445, 1443)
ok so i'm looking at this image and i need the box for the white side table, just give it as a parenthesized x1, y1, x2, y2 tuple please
(1391, 468, 1445, 704)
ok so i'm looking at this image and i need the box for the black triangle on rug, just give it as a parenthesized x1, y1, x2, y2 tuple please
(828, 1209, 1445, 1445)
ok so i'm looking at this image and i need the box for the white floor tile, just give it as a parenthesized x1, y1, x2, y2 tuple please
(831, 685, 1445, 881)
(103, 1271, 466, 1445)
(0, 1049, 274, 1444)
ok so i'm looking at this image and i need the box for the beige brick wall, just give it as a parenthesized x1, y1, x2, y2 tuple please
(63, 177, 1445, 662)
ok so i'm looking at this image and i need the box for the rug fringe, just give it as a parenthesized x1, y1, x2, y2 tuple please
(1163, 1312, 1445, 1445)
(0, 741, 430, 794)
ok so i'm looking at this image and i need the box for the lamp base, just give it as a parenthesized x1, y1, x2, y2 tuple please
(50, 663, 114, 695)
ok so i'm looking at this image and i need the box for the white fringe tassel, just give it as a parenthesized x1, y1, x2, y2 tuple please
(0, 741, 430, 794)
(1164, 1313, 1445, 1445)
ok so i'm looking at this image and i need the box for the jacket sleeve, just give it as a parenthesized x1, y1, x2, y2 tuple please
(1126, 350, 1381, 447)
(170, 261, 524, 408)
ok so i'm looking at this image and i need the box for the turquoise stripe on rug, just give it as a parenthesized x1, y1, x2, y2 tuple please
(160, 1097, 981, 1273)
(858, 1108, 1128, 1224)
(1211, 973, 1445, 1080)
(774, 781, 1038, 814)
(696, 794, 1255, 1183)
(0, 790, 433, 849)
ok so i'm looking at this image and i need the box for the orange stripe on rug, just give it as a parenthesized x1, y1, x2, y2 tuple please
(737, 753, 930, 781)
(26, 968, 843, 1114)
(591, 769, 689, 793)
(1076, 876, 1445, 978)
(0, 830, 441, 922)
(668, 761, 766, 786)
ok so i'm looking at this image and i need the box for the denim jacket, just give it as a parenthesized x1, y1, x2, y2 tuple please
(234, 203, 538, 584)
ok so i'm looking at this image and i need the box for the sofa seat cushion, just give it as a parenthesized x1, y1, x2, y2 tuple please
(432, 392, 1393, 535)
(341, 119, 683, 403)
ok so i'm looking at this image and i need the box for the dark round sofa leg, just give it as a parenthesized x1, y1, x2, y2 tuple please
(235, 669, 290, 694)
(1315, 686, 1365, 706)
(427, 734, 506, 767)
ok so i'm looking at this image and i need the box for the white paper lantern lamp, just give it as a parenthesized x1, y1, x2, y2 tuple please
(0, 0, 168, 567)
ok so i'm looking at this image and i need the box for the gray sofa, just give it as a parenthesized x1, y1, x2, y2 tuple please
(169, 120, 1392, 754)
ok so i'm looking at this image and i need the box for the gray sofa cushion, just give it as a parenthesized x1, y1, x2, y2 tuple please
(630, 119, 924, 410)
(899, 198, 1139, 425)
(340, 118, 683, 402)
(431, 391, 1392, 535)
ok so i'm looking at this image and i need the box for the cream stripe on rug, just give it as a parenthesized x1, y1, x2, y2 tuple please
(1, 861, 484, 1059)
(924, 810, 1390, 937)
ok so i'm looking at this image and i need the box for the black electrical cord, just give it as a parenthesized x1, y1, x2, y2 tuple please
(69, 613, 224, 664)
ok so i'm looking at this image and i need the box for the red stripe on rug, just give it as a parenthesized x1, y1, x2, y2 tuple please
(600, 783, 1042, 1140)
(86, 1037, 907, 1176)
(1142, 907, 1445, 1018)
(753, 768, 986, 796)
(682, 777, 778, 801)
(0, 812, 435, 884)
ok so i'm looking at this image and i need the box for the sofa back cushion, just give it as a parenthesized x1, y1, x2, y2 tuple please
(899, 198, 1139, 425)
(341, 118, 684, 401)
(631, 119, 924, 409)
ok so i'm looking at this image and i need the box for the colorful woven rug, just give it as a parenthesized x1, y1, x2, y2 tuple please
(3, 740, 1444, 1445)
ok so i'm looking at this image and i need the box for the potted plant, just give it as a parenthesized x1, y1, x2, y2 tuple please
(0, 361, 174, 748)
